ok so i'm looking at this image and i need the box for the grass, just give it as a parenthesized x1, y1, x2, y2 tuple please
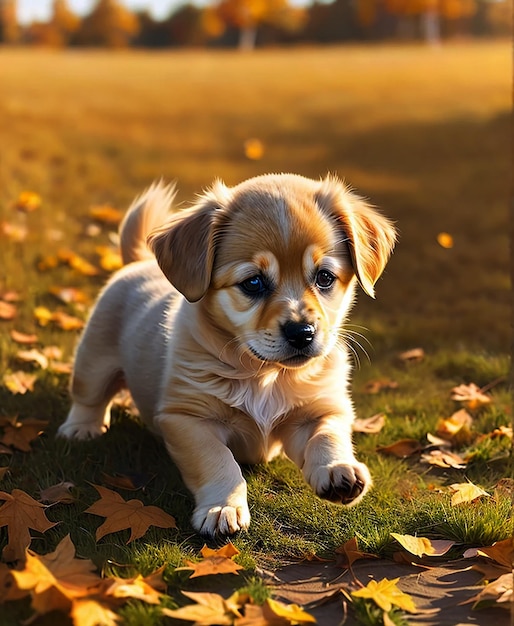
(0, 42, 512, 623)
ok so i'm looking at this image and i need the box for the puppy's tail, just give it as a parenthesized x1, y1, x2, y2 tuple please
(119, 180, 177, 265)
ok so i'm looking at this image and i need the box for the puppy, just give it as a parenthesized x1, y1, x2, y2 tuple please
(58, 173, 396, 536)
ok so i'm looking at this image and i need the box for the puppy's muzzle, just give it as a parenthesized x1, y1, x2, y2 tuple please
(282, 322, 316, 351)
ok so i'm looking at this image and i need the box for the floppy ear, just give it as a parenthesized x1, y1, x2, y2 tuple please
(147, 195, 221, 303)
(318, 176, 397, 298)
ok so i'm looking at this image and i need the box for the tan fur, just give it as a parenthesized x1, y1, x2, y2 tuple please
(58, 173, 396, 536)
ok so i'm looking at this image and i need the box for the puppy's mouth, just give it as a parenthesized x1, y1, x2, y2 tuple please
(247, 345, 318, 368)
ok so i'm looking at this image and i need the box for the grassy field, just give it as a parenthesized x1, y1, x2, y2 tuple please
(0, 42, 512, 624)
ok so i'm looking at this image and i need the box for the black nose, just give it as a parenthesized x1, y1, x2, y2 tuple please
(282, 322, 316, 350)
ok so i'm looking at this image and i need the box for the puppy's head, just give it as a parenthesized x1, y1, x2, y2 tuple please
(149, 174, 396, 369)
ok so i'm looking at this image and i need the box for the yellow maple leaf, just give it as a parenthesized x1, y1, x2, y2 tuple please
(449, 482, 490, 505)
(162, 590, 242, 624)
(266, 597, 316, 623)
(352, 577, 417, 613)
(71, 599, 120, 626)
(390, 533, 455, 557)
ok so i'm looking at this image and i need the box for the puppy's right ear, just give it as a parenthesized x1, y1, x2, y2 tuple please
(148, 192, 224, 302)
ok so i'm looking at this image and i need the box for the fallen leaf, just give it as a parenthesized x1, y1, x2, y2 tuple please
(390, 533, 455, 557)
(0, 416, 48, 452)
(420, 449, 467, 469)
(244, 138, 265, 161)
(398, 348, 424, 363)
(39, 481, 76, 504)
(11, 535, 102, 617)
(0, 489, 58, 561)
(450, 383, 492, 410)
(34, 306, 54, 326)
(0, 300, 17, 320)
(449, 482, 490, 506)
(71, 599, 120, 626)
(335, 537, 378, 569)
(436, 409, 474, 444)
(351, 577, 417, 613)
(57, 248, 99, 276)
(178, 543, 244, 579)
(476, 538, 514, 570)
(49, 286, 89, 305)
(15, 191, 41, 212)
(103, 568, 166, 604)
(101, 473, 139, 491)
(10, 329, 38, 344)
(89, 204, 124, 224)
(436, 232, 453, 249)
(95, 246, 123, 272)
(363, 379, 398, 394)
(51, 311, 85, 331)
(377, 439, 422, 458)
(465, 573, 512, 609)
(85, 484, 177, 543)
(353, 413, 386, 434)
(15, 348, 49, 369)
(162, 590, 242, 625)
(1, 221, 28, 242)
(201, 543, 240, 559)
(3, 371, 37, 394)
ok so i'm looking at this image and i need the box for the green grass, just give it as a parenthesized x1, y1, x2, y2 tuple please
(0, 42, 511, 623)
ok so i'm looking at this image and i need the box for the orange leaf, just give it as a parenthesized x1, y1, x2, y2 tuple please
(436, 232, 454, 249)
(335, 537, 378, 568)
(71, 599, 120, 626)
(436, 409, 474, 445)
(0, 489, 58, 562)
(377, 439, 422, 458)
(89, 204, 124, 224)
(0, 416, 48, 452)
(3, 371, 37, 394)
(476, 538, 514, 570)
(162, 590, 242, 625)
(49, 286, 89, 305)
(420, 449, 467, 469)
(85, 484, 177, 543)
(10, 329, 39, 345)
(244, 138, 265, 161)
(15, 191, 41, 212)
(0, 300, 17, 320)
(39, 481, 76, 505)
(103, 568, 166, 604)
(200, 542, 240, 559)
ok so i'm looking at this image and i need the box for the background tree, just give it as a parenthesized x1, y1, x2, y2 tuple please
(76, 0, 139, 47)
(0, 0, 19, 43)
(206, 0, 306, 49)
(27, 0, 80, 46)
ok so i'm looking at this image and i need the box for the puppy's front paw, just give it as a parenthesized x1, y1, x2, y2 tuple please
(57, 421, 107, 440)
(306, 461, 371, 505)
(193, 503, 251, 537)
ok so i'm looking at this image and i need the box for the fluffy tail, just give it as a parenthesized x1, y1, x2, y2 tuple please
(119, 180, 177, 265)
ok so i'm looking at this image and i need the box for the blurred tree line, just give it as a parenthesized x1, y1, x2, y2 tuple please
(0, 0, 511, 49)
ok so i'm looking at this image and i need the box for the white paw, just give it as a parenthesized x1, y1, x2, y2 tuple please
(57, 421, 107, 440)
(192, 503, 251, 536)
(305, 460, 371, 505)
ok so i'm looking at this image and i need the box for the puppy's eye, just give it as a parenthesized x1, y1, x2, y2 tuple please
(315, 269, 336, 290)
(239, 275, 268, 297)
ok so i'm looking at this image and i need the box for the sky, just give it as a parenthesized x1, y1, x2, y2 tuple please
(17, 0, 179, 24)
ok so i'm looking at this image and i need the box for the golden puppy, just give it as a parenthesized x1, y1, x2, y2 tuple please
(58, 173, 396, 536)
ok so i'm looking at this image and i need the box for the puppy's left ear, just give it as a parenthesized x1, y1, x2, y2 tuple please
(148, 182, 229, 302)
(319, 177, 397, 298)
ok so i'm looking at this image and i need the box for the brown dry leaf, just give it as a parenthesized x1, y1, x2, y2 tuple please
(335, 537, 378, 569)
(0, 467, 9, 480)
(450, 383, 492, 410)
(15, 348, 49, 369)
(363, 379, 399, 394)
(85, 484, 177, 543)
(0, 416, 49, 452)
(353, 413, 386, 434)
(15, 191, 41, 212)
(71, 599, 120, 626)
(101, 473, 140, 491)
(0, 560, 28, 602)
(377, 439, 422, 458)
(89, 204, 124, 224)
(162, 590, 242, 625)
(178, 543, 244, 579)
(420, 449, 467, 469)
(476, 538, 514, 570)
(103, 567, 166, 604)
(10, 329, 38, 344)
(0, 489, 58, 561)
(466, 573, 512, 609)
(436, 409, 474, 445)
(398, 348, 424, 363)
(3, 371, 37, 394)
(0, 300, 17, 320)
(390, 533, 455, 558)
(11, 535, 102, 618)
(39, 481, 76, 505)
(449, 482, 490, 506)
(49, 286, 89, 305)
